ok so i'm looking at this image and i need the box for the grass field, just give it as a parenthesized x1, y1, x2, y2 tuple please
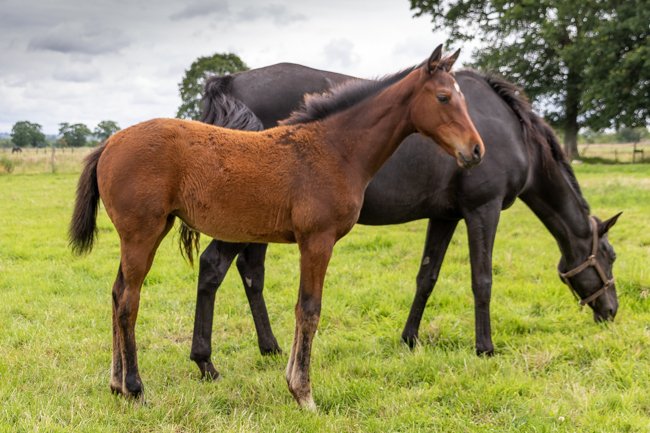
(0, 163, 649, 432)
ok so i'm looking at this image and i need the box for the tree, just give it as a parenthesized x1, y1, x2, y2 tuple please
(410, 0, 649, 159)
(94, 120, 121, 141)
(616, 127, 643, 144)
(11, 121, 46, 148)
(58, 123, 92, 147)
(177, 53, 249, 120)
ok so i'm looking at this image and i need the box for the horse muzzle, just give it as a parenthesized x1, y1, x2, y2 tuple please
(456, 143, 483, 168)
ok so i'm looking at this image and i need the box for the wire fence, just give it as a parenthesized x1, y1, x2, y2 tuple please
(578, 141, 649, 164)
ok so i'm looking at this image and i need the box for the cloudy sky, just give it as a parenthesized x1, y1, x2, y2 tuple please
(0, 0, 467, 134)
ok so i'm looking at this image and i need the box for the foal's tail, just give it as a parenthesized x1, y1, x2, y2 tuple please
(174, 74, 265, 264)
(69, 144, 106, 255)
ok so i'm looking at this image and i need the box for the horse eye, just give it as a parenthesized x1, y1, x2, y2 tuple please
(437, 94, 450, 104)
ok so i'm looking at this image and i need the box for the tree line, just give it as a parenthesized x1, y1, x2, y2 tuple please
(3, 120, 120, 149)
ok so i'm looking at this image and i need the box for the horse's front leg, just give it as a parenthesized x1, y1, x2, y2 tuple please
(190, 240, 245, 379)
(235, 243, 282, 355)
(286, 232, 334, 411)
(463, 202, 501, 356)
(402, 218, 459, 347)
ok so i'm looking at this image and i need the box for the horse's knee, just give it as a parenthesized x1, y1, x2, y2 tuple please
(472, 277, 492, 306)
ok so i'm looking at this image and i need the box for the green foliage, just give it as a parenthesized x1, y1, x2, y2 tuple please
(410, 0, 650, 158)
(0, 166, 649, 431)
(0, 155, 15, 173)
(0, 137, 12, 148)
(58, 122, 92, 147)
(10, 120, 46, 147)
(617, 127, 644, 143)
(94, 120, 121, 141)
(177, 52, 249, 120)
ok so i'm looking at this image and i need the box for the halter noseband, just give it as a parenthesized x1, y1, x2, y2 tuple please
(559, 217, 614, 306)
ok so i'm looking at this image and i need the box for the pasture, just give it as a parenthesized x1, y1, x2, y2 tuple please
(0, 162, 649, 432)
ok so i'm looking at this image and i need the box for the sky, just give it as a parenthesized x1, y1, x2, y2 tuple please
(0, 0, 472, 135)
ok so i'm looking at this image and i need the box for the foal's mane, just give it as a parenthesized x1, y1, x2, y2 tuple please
(281, 65, 418, 125)
(465, 69, 590, 215)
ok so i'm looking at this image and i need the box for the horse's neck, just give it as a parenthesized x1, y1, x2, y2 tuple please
(320, 74, 418, 183)
(520, 156, 592, 265)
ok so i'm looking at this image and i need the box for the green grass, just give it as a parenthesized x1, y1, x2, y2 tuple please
(0, 164, 649, 432)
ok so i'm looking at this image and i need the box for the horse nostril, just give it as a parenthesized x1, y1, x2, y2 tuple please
(608, 308, 616, 319)
(472, 144, 481, 160)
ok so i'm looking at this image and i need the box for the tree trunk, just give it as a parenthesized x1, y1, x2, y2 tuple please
(563, 67, 581, 160)
(564, 117, 579, 160)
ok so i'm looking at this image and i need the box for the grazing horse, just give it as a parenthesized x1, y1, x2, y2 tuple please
(11, 146, 22, 153)
(189, 63, 621, 380)
(69, 46, 483, 409)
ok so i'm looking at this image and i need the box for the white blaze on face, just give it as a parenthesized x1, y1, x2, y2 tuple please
(453, 79, 463, 98)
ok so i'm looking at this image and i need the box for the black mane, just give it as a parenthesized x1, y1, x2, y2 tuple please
(469, 69, 590, 215)
(281, 66, 418, 125)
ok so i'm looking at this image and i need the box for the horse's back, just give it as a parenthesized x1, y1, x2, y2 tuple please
(230, 63, 354, 127)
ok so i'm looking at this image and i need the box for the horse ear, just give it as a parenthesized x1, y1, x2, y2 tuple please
(598, 212, 623, 236)
(441, 48, 461, 71)
(427, 44, 444, 75)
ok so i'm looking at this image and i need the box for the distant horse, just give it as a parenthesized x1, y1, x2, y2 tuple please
(11, 146, 22, 153)
(69, 46, 483, 409)
(189, 63, 621, 380)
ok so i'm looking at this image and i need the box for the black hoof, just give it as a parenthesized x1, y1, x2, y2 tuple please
(260, 344, 283, 356)
(197, 360, 220, 381)
(476, 348, 495, 357)
(124, 376, 144, 398)
(401, 333, 419, 349)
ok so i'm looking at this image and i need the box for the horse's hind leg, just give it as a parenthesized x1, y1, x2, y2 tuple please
(235, 243, 281, 355)
(190, 240, 245, 380)
(111, 215, 174, 398)
(110, 265, 126, 394)
(402, 218, 458, 347)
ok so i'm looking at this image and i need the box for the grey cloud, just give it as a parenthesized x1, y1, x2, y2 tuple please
(52, 68, 100, 83)
(237, 4, 307, 26)
(28, 25, 130, 55)
(170, 0, 230, 20)
(323, 38, 359, 68)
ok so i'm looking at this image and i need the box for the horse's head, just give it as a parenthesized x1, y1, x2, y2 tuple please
(410, 44, 484, 169)
(558, 213, 622, 322)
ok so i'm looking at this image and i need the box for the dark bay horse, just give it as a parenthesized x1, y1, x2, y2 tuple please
(190, 63, 621, 380)
(69, 46, 483, 409)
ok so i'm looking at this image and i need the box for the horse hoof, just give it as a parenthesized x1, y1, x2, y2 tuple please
(298, 396, 317, 412)
(476, 348, 495, 357)
(110, 382, 123, 395)
(260, 345, 283, 356)
(124, 376, 144, 398)
(401, 333, 418, 349)
(198, 361, 220, 381)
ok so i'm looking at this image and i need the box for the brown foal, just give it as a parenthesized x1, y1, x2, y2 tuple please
(69, 45, 483, 410)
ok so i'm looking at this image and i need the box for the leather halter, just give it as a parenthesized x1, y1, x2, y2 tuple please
(559, 217, 614, 306)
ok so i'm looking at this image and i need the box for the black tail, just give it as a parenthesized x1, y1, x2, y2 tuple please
(69, 144, 105, 255)
(200, 75, 264, 131)
(174, 74, 265, 263)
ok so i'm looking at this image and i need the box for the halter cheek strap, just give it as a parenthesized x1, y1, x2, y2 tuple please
(559, 217, 615, 306)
